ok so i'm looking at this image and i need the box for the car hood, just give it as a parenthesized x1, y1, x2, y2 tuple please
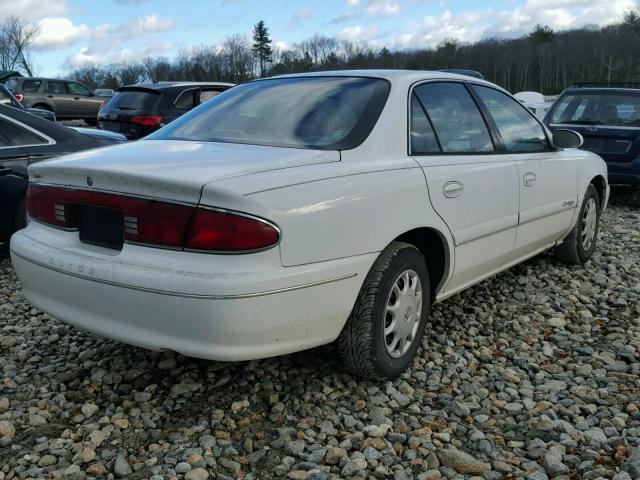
(28, 139, 340, 204)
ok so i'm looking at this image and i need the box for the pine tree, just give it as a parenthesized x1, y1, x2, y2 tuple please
(252, 20, 273, 78)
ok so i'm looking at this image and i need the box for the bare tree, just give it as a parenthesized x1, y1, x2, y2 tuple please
(0, 16, 39, 75)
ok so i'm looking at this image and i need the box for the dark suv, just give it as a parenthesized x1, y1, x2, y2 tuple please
(545, 84, 640, 185)
(97, 81, 234, 140)
(5, 77, 104, 125)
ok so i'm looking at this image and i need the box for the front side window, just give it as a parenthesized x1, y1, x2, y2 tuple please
(151, 76, 390, 150)
(22, 80, 41, 92)
(549, 92, 640, 127)
(67, 82, 92, 96)
(414, 82, 494, 153)
(0, 118, 47, 146)
(472, 85, 549, 152)
(45, 81, 66, 94)
(199, 89, 222, 103)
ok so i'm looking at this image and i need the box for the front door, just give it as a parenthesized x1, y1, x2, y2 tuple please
(410, 82, 520, 294)
(45, 80, 76, 116)
(470, 84, 578, 261)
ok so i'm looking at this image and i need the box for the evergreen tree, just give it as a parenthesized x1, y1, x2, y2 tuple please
(252, 20, 273, 77)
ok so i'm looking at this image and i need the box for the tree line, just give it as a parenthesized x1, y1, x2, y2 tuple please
(3, 10, 640, 95)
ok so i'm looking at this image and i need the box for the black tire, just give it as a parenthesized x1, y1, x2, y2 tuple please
(555, 184, 601, 265)
(13, 198, 27, 232)
(337, 241, 430, 379)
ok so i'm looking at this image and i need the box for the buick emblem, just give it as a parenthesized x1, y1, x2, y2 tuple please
(86, 176, 93, 186)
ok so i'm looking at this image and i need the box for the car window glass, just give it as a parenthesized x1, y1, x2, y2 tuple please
(0, 89, 13, 106)
(199, 89, 222, 103)
(174, 90, 196, 110)
(151, 76, 390, 151)
(4, 79, 17, 90)
(550, 93, 640, 127)
(67, 82, 92, 96)
(410, 93, 439, 153)
(472, 85, 549, 152)
(22, 80, 41, 92)
(0, 118, 47, 146)
(45, 81, 66, 94)
(414, 82, 494, 153)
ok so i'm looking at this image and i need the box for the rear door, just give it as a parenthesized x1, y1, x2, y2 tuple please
(472, 84, 578, 261)
(410, 81, 519, 294)
(66, 81, 103, 117)
(45, 80, 75, 115)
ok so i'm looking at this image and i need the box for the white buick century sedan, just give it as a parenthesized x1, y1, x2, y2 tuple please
(11, 71, 608, 378)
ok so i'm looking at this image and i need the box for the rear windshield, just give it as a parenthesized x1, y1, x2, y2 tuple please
(104, 90, 160, 111)
(550, 92, 640, 127)
(149, 76, 390, 150)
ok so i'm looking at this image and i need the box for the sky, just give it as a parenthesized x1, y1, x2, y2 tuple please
(2, 0, 636, 77)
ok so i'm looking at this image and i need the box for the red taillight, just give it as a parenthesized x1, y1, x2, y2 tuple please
(185, 208, 279, 251)
(130, 115, 162, 127)
(26, 185, 279, 252)
(14, 93, 24, 102)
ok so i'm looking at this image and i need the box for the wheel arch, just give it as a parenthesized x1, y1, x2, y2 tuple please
(590, 174, 606, 209)
(393, 226, 451, 300)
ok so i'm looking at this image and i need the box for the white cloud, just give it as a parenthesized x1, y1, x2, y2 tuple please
(33, 13, 174, 51)
(346, 0, 360, 5)
(0, 0, 68, 22)
(65, 41, 175, 68)
(289, 6, 314, 28)
(366, 1, 401, 16)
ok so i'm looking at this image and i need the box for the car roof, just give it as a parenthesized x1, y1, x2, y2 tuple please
(561, 87, 640, 95)
(266, 69, 499, 89)
(119, 81, 235, 91)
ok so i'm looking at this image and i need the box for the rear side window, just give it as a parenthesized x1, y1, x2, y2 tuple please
(410, 93, 439, 153)
(199, 89, 222, 103)
(414, 82, 494, 153)
(104, 90, 160, 111)
(22, 80, 42, 92)
(550, 92, 640, 127)
(173, 89, 196, 110)
(4, 79, 17, 90)
(472, 85, 549, 152)
(67, 82, 92, 96)
(45, 81, 66, 94)
(0, 118, 47, 146)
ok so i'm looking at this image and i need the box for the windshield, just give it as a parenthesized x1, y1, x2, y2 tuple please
(550, 92, 640, 127)
(149, 76, 390, 150)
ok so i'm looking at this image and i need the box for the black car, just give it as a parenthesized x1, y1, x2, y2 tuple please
(97, 81, 234, 139)
(0, 104, 127, 250)
(0, 84, 57, 122)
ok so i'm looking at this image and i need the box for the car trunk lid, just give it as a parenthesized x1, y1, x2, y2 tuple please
(28, 139, 340, 205)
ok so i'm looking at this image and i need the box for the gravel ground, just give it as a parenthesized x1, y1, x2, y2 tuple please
(0, 187, 639, 480)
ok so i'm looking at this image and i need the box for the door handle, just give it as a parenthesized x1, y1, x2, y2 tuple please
(443, 180, 464, 198)
(0, 166, 13, 176)
(46, 95, 53, 98)
(523, 172, 537, 187)
(73, 96, 80, 100)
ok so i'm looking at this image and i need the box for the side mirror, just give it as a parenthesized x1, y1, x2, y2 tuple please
(553, 129, 583, 149)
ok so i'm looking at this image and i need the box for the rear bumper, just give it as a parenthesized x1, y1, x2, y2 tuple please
(10, 225, 374, 361)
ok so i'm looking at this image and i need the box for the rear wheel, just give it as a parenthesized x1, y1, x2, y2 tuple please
(555, 184, 600, 265)
(337, 242, 430, 379)
(32, 104, 52, 112)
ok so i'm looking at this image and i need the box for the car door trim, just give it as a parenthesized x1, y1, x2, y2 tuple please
(10, 249, 358, 300)
(0, 113, 56, 149)
(455, 213, 518, 246)
(518, 197, 577, 226)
